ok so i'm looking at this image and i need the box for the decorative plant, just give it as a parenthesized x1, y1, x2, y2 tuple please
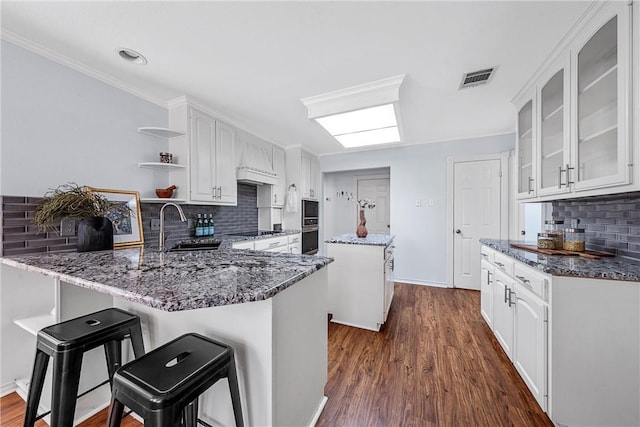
(33, 183, 128, 232)
(357, 199, 376, 210)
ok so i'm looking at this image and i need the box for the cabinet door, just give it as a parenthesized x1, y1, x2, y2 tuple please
(309, 154, 318, 200)
(273, 146, 286, 206)
(492, 269, 514, 358)
(515, 95, 537, 199)
(480, 259, 493, 328)
(215, 121, 237, 205)
(537, 56, 571, 197)
(189, 108, 217, 202)
(571, 2, 631, 191)
(513, 284, 548, 411)
(384, 255, 394, 322)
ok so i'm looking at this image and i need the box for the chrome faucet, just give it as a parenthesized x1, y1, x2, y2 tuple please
(159, 202, 187, 251)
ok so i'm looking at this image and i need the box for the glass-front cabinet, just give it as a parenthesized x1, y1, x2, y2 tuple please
(514, 0, 632, 201)
(538, 59, 570, 197)
(516, 95, 536, 199)
(571, 5, 630, 191)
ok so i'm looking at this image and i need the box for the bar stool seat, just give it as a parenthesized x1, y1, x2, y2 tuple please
(107, 332, 244, 427)
(23, 307, 145, 427)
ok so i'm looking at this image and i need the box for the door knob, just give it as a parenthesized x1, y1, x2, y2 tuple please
(455, 229, 461, 234)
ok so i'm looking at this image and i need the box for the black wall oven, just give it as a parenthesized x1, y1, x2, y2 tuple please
(302, 200, 319, 255)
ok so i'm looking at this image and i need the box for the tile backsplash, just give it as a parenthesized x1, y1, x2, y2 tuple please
(552, 191, 640, 259)
(1, 184, 259, 256)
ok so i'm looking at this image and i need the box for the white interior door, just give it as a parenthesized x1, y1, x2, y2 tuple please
(453, 159, 502, 290)
(357, 178, 390, 234)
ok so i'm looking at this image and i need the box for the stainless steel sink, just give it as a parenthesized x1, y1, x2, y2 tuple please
(168, 240, 222, 252)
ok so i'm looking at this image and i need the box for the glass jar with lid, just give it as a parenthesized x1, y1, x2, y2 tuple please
(563, 228, 585, 252)
(545, 220, 565, 247)
(537, 232, 560, 249)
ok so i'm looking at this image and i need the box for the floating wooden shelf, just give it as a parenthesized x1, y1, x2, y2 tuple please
(138, 162, 186, 171)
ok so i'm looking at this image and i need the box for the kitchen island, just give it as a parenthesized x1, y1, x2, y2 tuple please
(1, 247, 332, 426)
(326, 233, 394, 331)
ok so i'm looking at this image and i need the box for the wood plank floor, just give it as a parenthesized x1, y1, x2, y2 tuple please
(1, 284, 552, 426)
(315, 284, 553, 427)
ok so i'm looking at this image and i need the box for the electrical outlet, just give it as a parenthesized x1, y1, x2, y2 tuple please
(60, 218, 76, 236)
(151, 218, 160, 231)
(428, 199, 435, 207)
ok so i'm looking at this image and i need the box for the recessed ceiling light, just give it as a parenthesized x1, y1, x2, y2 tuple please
(117, 47, 147, 65)
(301, 75, 405, 149)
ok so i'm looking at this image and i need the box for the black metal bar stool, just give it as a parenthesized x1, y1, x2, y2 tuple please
(23, 307, 145, 427)
(107, 332, 244, 427)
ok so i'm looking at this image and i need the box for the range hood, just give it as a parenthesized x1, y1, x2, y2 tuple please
(237, 141, 279, 186)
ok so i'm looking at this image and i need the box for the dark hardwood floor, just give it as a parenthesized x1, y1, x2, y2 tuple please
(316, 284, 553, 427)
(1, 284, 552, 426)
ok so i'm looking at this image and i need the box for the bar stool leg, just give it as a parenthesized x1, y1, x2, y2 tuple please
(23, 349, 49, 427)
(128, 323, 145, 358)
(49, 350, 83, 427)
(227, 357, 244, 427)
(104, 340, 122, 387)
(182, 399, 199, 427)
(106, 396, 125, 427)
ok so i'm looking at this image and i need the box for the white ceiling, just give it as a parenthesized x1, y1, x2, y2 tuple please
(1, 1, 591, 155)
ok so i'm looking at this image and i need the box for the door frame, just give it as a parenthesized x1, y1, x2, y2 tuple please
(446, 152, 510, 288)
(354, 173, 391, 233)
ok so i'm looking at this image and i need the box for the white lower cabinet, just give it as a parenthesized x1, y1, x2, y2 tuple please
(480, 244, 640, 426)
(232, 233, 301, 254)
(491, 268, 515, 358)
(512, 283, 547, 411)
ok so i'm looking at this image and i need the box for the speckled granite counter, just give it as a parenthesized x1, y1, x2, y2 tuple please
(480, 239, 640, 281)
(1, 247, 332, 311)
(325, 233, 394, 247)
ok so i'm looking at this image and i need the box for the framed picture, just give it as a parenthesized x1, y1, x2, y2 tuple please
(88, 188, 144, 248)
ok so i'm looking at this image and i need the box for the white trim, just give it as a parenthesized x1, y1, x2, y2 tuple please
(307, 396, 328, 427)
(0, 382, 17, 397)
(446, 152, 510, 288)
(1, 30, 167, 107)
(316, 130, 515, 157)
(395, 279, 449, 288)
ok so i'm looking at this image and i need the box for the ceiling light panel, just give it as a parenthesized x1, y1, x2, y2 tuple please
(316, 104, 396, 136)
(335, 126, 400, 148)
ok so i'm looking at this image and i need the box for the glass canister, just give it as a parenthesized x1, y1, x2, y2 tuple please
(544, 220, 565, 248)
(563, 228, 585, 252)
(537, 232, 560, 249)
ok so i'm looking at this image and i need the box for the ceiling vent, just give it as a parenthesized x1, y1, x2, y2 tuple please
(459, 67, 496, 89)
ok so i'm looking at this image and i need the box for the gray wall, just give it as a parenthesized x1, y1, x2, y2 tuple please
(319, 134, 515, 286)
(1, 40, 168, 197)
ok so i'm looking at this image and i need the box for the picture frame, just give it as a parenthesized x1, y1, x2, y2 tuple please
(88, 188, 144, 248)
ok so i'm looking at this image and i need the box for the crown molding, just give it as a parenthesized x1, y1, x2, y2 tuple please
(1, 29, 167, 107)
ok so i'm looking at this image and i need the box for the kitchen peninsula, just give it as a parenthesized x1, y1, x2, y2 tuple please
(0, 247, 332, 426)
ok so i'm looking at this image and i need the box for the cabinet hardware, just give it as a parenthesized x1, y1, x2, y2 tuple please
(487, 271, 492, 285)
(212, 187, 216, 199)
(508, 289, 516, 307)
(481, 253, 488, 258)
(515, 275, 530, 284)
(495, 261, 505, 268)
(504, 286, 509, 303)
(558, 166, 566, 188)
(528, 176, 534, 194)
(566, 164, 575, 185)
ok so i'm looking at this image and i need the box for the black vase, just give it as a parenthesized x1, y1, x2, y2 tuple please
(77, 217, 114, 252)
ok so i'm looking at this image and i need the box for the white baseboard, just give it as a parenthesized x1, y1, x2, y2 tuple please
(0, 382, 17, 397)
(308, 395, 328, 427)
(394, 279, 449, 288)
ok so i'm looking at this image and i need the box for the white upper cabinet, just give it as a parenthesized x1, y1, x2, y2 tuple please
(168, 99, 237, 205)
(515, 94, 536, 199)
(257, 146, 286, 208)
(571, 4, 630, 191)
(538, 56, 571, 197)
(514, 1, 634, 201)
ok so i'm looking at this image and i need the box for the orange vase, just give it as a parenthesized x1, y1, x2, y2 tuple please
(356, 209, 368, 238)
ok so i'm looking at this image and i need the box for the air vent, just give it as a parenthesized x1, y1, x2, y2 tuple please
(459, 67, 496, 89)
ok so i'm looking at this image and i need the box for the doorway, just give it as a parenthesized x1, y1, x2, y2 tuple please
(447, 153, 509, 290)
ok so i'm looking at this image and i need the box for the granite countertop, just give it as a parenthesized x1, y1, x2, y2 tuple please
(1, 247, 332, 311)
(480, 239, 640, 282)
(325, 233, 395, 247)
